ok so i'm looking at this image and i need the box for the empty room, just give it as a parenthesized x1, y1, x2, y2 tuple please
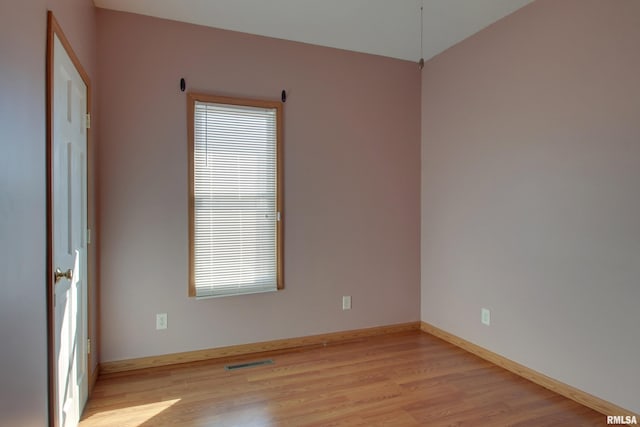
(1, 0, 639, 426)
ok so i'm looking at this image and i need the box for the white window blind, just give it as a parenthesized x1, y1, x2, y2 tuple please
(191, 97, 281, 298)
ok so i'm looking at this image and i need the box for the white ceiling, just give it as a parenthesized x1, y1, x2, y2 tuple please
(93, 0, 534, 62)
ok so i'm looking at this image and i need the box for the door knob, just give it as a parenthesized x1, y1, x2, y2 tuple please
(54, 267, 73, 283)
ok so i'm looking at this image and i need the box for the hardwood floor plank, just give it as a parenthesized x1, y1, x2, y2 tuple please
(81, 331, 607, 426)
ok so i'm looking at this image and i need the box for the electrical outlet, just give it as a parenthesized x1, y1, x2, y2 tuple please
(342, 296, 351, 310)
(156, 313, 168, 330)
(481, 308, 491, 326)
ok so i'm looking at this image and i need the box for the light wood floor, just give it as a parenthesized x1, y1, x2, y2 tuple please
(81, 331, 605, 426)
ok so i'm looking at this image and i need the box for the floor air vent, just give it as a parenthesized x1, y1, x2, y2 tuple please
(224, 359, 274, 371)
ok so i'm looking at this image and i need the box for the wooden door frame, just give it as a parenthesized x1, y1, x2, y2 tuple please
(46, 11, 94, 427)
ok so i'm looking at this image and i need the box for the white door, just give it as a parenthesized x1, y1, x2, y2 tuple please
(52, 33, 88, 427)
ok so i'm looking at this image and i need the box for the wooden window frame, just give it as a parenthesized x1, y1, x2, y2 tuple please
(187, 92, 284, 297)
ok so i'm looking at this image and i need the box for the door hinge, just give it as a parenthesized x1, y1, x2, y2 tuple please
(85, 113, 91, 129)
(87, 228, 92, 245)
(87, 338, 91, 355)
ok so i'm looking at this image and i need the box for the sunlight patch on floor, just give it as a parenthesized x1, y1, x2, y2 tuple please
(81, 399, 181, 427)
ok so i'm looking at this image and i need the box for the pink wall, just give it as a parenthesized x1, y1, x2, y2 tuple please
(96, 10, 421, 362)
(421, 0, 640, 414)
(0, 0, 96, 425)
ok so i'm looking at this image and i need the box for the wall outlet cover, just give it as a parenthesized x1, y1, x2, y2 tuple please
(481, 308, 491, 326)
(156, 313, 168, 330)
